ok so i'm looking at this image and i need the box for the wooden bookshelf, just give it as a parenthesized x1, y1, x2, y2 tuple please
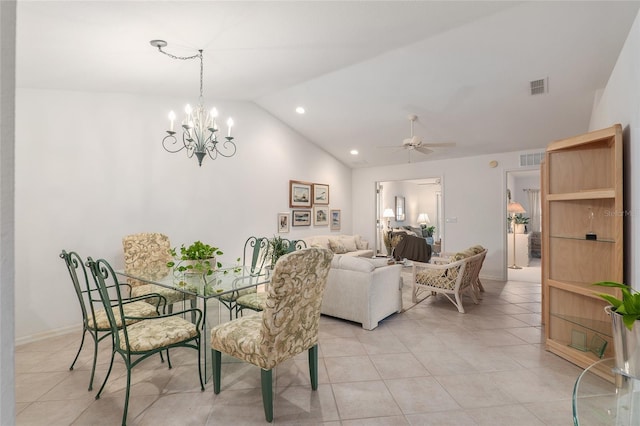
(542, 124, 623, 371)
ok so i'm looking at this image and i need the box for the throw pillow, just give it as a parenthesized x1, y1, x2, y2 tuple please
(328, 238, 347, 254)
(354, 235, 369, 250)
(340, 235, 358, 252)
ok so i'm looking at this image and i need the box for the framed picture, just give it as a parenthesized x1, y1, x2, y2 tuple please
(330, 209, 341, 230)
(312, 183, 329, 205)
(289, 180, 312, 208)
(292, 209, 311, 226)
(277, 212, 290, 233)
(395, 196, 405, 221)
(314, 206, 329, 226)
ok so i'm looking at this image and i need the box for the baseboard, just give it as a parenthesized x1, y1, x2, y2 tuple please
(16, 324, 80, 346)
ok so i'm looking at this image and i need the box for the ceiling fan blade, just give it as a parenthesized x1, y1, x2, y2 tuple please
(414, 146, 433, 155)
(377, 145, 404, 149)
(421, 142, 456, 148)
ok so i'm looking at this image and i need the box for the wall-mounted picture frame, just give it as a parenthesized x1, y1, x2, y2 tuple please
(277, 212, 290, 233)
(289, 180, 312, 208)
(292, 209, 311, 226)
(395, 196, 405, 221)
(330, 209, 341, 230)
(314, 206, 329, 226)
(313, 183, 329, 205)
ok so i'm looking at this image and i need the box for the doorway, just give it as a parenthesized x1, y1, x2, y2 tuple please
(375, 177, 443, 256)
(506, 169, 541, 283)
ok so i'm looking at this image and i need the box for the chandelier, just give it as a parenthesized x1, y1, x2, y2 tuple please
(151, 40, 236, 167)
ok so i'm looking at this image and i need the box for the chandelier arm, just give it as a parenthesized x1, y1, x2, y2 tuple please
(162, 133, 188, 154)
(211, 138, 237, 158)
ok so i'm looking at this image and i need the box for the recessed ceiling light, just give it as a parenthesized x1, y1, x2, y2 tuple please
(350, 149, 359, 155)
(295, 106, 305, 114)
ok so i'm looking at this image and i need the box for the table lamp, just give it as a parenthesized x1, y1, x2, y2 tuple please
(417, 213, 430, 225)
(383, 208, 395, 229)
(507, 201, 526, 269)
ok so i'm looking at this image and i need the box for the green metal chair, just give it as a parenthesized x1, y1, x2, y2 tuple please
(210, 247, 333, 422)
(86, 256, 204, 426)
(217, 236, 269, 319)
(60, 250, 164, 392)
(235, 238, 307, 314)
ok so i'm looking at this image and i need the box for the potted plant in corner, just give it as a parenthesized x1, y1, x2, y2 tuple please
(424, 226, 435, 245)
(594, 281, 640, 378)
(513, 214, 529, 234)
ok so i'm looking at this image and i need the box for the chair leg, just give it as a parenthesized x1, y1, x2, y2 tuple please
(261, 369, 273, 422)
(69, 328, 87, 372)
(190, 298, 197, 323)
(88, 331, 98, 391)
(122, 366, 132, 426)
(308, 345, 318, 391)
(197, 339, 204, 391)
(166, 349, 172, 369)
(212, 349, 221, 394)
(95, 348, 116, 400)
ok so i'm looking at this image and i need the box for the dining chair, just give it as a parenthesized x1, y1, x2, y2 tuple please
(210, 247, 333, 422)
(123, 232, 197, 315)
(86, 256, 204, 426)
(217, 236, 269, 319)
(60, 250, 164, 391)
(234, 238, 307, 315)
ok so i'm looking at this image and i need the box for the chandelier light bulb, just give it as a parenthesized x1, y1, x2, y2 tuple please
(227, 118, 234, 137)
(168, 111, 176, 131)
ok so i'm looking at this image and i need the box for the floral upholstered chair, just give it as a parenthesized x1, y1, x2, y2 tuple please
(123, 232, 196, 314)
(60, 250, 163, 392)
(210, 247, 333, 422)
(86, 256, 204, 426)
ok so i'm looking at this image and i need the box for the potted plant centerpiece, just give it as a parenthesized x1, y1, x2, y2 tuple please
(424, 226, 436, 245)
(595, 281, 640, 378)
(265, 236, 290, 269)
(167, 241, 223, 290)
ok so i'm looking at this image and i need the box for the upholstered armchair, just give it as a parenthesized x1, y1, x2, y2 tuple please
(412, 246, 487, 313)
(86, 256, 204, 426)
(123, 232, 196, 313)
(210, 247, 333, 422)
(60, 250, 163, 391)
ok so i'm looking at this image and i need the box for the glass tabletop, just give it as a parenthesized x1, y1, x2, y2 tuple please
(573, 358, 640, 425)
(117, 265, 270, 300)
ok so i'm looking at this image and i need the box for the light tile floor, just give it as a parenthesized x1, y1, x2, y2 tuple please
(15, 277, 581, 425)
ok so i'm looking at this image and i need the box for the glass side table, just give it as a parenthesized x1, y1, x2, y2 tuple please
(573, 358, 640, 425)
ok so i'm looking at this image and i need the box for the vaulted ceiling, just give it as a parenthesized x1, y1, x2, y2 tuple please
(16, 1, 640, 168)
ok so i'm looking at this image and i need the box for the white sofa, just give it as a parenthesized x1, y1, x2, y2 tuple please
(303, 234, 373, 257)
(320, 255, 403, 330)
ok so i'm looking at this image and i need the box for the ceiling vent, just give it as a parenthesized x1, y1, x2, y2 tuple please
(520, 152, 544, 167)
(530, 78, 547, 95)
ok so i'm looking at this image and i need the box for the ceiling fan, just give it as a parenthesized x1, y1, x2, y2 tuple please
(379, 114, 455, 160)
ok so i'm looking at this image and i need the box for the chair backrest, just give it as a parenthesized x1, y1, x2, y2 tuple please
(284, 239, 307, 253)
(460, 249, 487, 289)
(243, 236, 270, 276)
(123, 232, 172, 286)
(60, 250, 101, 328)
(259, 247, 333, 368)
(86, 257, 130, 349)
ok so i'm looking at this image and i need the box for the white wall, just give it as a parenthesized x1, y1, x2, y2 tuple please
(15, 88, 352, 341)
(353, 152, 537, 281)
(589, 9, 640, 289)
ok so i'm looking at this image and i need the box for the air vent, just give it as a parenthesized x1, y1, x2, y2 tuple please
(520, 152, 544, 167)
(530, 78, 547, 95)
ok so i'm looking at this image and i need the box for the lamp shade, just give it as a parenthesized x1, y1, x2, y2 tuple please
(383, 208, 395, 218)
(417, 213, 430, 224)
(507, 201, 526, 214)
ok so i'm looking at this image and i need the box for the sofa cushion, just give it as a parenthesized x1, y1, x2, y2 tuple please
(336, 255, 375, 272)
(328, 238, 347, 254)
(354, 235, 369, 250)
(340, 235, 358, 252)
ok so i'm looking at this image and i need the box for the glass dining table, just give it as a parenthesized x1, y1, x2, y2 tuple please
(116, 265, 269, 382)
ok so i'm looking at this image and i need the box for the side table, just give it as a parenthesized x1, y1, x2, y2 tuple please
(573, 358, 640, 425)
